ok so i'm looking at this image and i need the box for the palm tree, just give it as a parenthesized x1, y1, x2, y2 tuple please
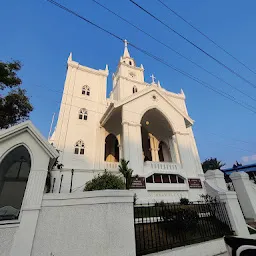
(202, 158, 225, 173)
(118, 159, 135, 189)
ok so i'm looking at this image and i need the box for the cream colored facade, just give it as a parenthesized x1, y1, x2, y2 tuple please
(50, 41, 204, 202)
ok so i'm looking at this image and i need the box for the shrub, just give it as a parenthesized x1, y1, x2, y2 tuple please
(180, 198, 189, 205)
(155, 200, 165, 207)
(84, 171, 125, 191)
(161, 207, 199, 231)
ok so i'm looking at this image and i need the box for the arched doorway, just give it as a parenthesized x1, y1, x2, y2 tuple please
(105, 134, 119, 162)
(141, 126, 152, 161)
(0, 145, 31, 220)
(141, 108, 174, 162)
(158, 141, 172, 162)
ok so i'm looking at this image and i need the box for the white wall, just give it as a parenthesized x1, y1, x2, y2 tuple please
(0, 226, 17, 256)
(53, 58, 108, 170)
(147, 238, 227, 256)
(31, 190, 136, 256)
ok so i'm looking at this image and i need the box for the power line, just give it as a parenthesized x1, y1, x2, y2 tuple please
(129, 0, 256, 90)
(34, 83, 254, 146)
(200, 140, 255, 154)
(33, 89, 256, 154)
(156, 0, 256, 76)
(91, 0, 256, 103)
(46, 0, 256, 114)
(193, 129, 253, 145)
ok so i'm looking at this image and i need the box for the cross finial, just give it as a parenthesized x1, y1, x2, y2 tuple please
(150, 74, 156, 84)
(123, 39, 130, 58)
(124, 39, 128, 48)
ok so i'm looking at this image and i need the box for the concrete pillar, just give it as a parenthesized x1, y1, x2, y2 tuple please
(10, 169, 48, 256)
(230, 171, 256, 220)
(205, 169, 227, 190)
(122, 122, 130, 161)
(122, 122, 143, 175)
(218, 191, 250, 237)
(172, 134, 181, 164)
(204, 169, 250, 237)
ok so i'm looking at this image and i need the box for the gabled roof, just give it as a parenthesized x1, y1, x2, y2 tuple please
(0, 121, 59, 159)
(101, 86, 193, 126)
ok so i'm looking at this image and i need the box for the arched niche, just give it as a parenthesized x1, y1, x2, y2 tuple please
(0, 145, 31, 220)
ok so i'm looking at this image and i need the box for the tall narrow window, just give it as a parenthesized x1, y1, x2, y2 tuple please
(74, 140, 85, 155)
(133, 86, 138, 94)
(82, 85, 90, 96)
(78, 108, 88, 120)
(0, 145, 31, 221)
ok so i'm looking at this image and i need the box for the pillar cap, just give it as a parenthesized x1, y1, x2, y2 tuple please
(230, 171, 249, 180)
(205, 169, 224, 179)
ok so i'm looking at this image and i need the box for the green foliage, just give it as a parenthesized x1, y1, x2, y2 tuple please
(200, 194, 218, 203)
(161, 207, 199, 231)
(0, 61, 22, 89)
(84, 170, 125, 191)
(0, 60, 33, 129)
(201, 157, 225, 173)
(180, 197, 189, 205)
(118, 159, 136, 189)
(155, 200, 165, 207)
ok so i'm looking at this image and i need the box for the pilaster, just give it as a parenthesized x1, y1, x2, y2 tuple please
(10, 169, 48, 256)
(230, 171, 256, 220)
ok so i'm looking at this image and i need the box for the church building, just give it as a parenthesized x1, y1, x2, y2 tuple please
(49, 40, 204, 201)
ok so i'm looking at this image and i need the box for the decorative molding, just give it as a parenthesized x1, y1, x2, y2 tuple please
(121, 121, 141, 127)
(0, 121, 59, 158)
(116, 75, 147, 86)
(174, 131, 190, 136)
(68, 61, 108, 77)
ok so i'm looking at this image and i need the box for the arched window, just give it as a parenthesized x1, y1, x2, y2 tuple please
(129, 61, 132, 65)
(74, 140, 85, 155)
(78, 108, 88, 120)
(0, 145, 31, 220)
(104, 134, 119, 162)
(133, 86, 138, 94)
(82, 85, 90, 96)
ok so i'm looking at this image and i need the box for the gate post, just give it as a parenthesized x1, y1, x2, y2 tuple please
(230, 171, 256, 221)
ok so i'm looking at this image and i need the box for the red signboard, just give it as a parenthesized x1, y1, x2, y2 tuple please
(130, 177, 146, 189)
(188, 178, 202, 189)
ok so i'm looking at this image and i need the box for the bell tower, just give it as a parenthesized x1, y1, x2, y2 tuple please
(111, 40, 146, 101)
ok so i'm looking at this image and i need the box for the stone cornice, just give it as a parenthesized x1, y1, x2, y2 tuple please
(173, 131, 190, 136)
(117, 61, 144, 71)
(115, 75, 147, 86)
(121, 121, 141, 127)
(68, 60, 108, 77)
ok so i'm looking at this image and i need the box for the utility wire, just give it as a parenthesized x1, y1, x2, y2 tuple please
(34, 84, 255, 148)
(33, 90, 256, 154)
(91, 0, 256, 103)
(129, 0, 256, 89)
(46, 0, 256, 114)
(157, 0, 256, 76)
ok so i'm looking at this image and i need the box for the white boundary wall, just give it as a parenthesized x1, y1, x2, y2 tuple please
(31, 190, 136, 256)
(147, 238, 227, 256)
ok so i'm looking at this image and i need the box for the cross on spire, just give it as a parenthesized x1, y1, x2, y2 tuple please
(124, 39, 128, 48)
(150, 74, 156, 84)
(123, 39, 130, 58)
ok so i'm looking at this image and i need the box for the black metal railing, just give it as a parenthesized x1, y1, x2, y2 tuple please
(134, 202, 233, 255)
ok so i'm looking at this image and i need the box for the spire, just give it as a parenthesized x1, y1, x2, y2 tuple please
(123, 39, 130, 58)
(150, 74, 156, 84)
(68, 52, 72, 62)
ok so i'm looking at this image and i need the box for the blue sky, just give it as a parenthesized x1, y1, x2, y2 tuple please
(1, 0, 256, 167)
